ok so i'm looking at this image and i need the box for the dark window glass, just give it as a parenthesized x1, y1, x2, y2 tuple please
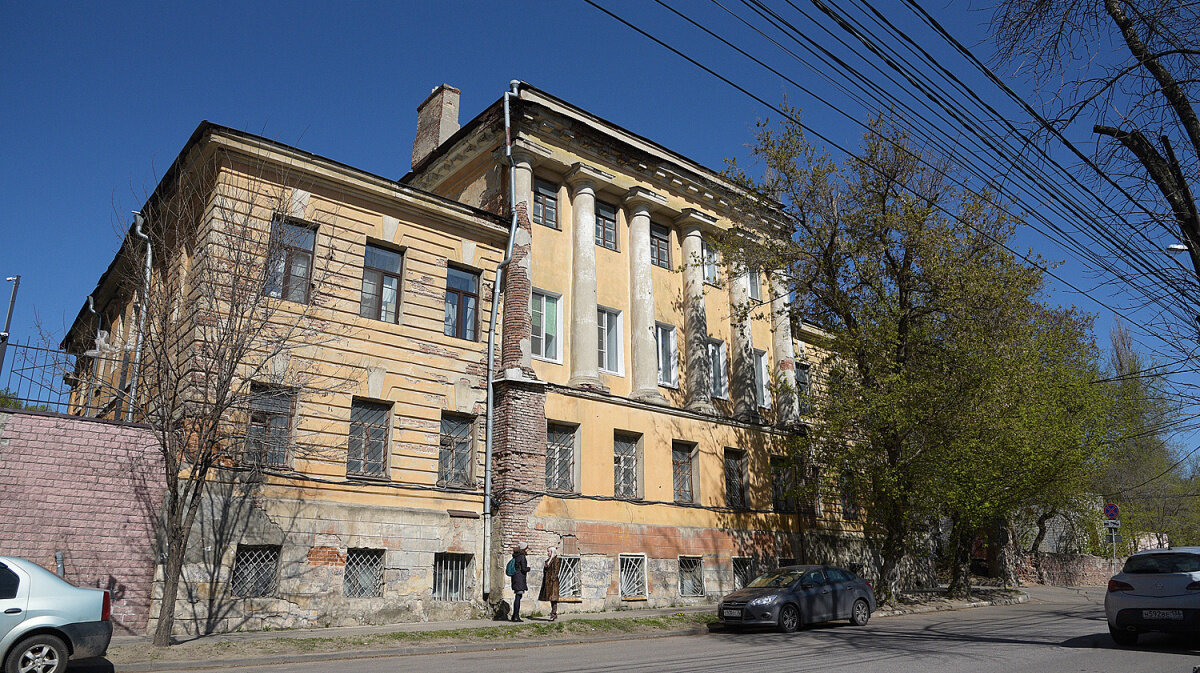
(533, 180, 559, 229)
(825, 568, 851, 583)
(771, 455, 799, 513)
(1123, 553, 1200, 574)
(439, 414, 474, 487)
(595, 201, 618, 250)
(0, 564, 18, 599)
(348, 399, 390, 477)
(444, 268, 479, 340)
(650, 224, 671, 269)
(803, 569, 828, 586)
(797, 363, 812, 414)
(672, 442, 694, 503)
(265, 219, 315, 304)
(231, 545, 280, 597)
(360, 244, 403, 323)
(246, 384, 294, 468)
(725, 448, 747, 509)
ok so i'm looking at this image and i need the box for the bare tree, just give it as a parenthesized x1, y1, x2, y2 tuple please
(72, 139, 351, 645)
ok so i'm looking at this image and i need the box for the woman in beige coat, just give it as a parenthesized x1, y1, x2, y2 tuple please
(537, 547, 560, 620)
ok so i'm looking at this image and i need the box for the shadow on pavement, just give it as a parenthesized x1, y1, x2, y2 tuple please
(67, 657, 115, 672)
(1061, 631, 1200, 653)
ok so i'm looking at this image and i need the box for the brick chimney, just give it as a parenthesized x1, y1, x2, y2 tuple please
(411, 84, 461, 170)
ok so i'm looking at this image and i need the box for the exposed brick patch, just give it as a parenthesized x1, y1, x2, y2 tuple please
(307, 546, 347, 567)
(500, 201, 534, 375)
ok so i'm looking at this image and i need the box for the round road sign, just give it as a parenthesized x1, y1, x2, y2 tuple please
(1104, 503, 1120, 519)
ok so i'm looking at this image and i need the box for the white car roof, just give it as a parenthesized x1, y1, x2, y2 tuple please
(1129, 546, 1200, 556)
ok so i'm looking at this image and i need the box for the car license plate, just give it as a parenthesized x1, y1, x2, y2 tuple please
(722, 609, 741, 618)
(1143, 609, 1183, 620)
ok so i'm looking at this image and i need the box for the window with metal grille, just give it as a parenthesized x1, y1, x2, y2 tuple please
(443, 267, 479, 340)
(753, 349, 771, 408)
(348, 399, 389, 478)
(619, 554, 646, 599)
(797, 362, 812, 414)
(613, 433, 640, 499)
(650, 223, 670, 268)
(558, 555, 582, 599)
(532, 291, 560, 361)
(343, 548, 384, 598)
(546, 423, 576, 492)
(724, 448, 747, 510)
(732, 557, 754, 589)
(439, 414, 474, 487)
(231, 545, 279, 597)
(360, 243, 403, 323)
(264, 218, 316, 304)
(597, 307, 622, 373)
(246, 384, 294, 468)
(708, 339, 728, 399)
(533, 179, 559, 229)
(840, 468, 858, 520)
(655, 323, 677, 387)
(809, 466, 823, 517)
(771, 455, 799, 513)
(678, 556, 704, 597)
(432, 552, 471, 601)
(595, 201, 618, 250)
(672, 441, 695, 504)
(702, 238, 719, 284)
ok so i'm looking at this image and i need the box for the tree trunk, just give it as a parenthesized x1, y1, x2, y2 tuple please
(946, 518, 973, 599)
(1028, 509, 1056, 554)
(152, 536, 186, 646)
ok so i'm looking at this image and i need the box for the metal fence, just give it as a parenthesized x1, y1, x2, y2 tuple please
(0, 340, 128, 417)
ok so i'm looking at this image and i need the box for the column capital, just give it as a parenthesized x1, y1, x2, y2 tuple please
(675, 208, 718, 233)
(623, 186, 667, 214)
(510, 148, 539, 169)
(565, 162, 611, 191)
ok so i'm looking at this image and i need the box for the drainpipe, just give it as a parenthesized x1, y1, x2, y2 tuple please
(482, 79, 522, 601)
(84, 296, 99, 414)
(128, 212, 151, 422)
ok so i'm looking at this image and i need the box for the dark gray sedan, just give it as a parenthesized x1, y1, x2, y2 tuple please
(717, 565, 877, 632)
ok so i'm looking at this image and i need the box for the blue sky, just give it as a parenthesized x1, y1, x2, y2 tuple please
(0, 1, 1152, 366)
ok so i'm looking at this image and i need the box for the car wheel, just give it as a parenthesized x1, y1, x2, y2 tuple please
(1108, 625, 1138, 647)
(850, 598, 871, 626)
(778, 604, 801, 633)
(4, 633, 69, 673)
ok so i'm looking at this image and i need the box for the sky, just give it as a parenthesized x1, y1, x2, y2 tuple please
(0, 1, 1167, 380)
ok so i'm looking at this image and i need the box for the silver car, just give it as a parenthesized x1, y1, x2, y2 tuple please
(718, 565, 877, 632)
(1105, 546, 1200, 646)
(1, 556, 112, 673)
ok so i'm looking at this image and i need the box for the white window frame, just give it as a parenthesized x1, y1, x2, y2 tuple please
(747, 269, 762, 301)
(619, 553, 648, 600)
(597, 306, 624, 375)
(732, 556, 754, 589)
(753, 348, 771, 408)
(702, 239, 720, 285)
(531, 289, 562, 363)
(557, 554, 582, 599)
(707, 338, 728, 399)
(655, 322, 678, 388)
(678, 556, 705, 597)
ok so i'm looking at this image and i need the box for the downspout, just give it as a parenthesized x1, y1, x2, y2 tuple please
(483, 79, 522, 601)
(85, 296, 98, 414)
(128, 212, 151, 422)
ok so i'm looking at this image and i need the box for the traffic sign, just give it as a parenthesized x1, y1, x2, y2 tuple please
(1105, 534, 1123, 544)
(1104, 519, 1121, 529)
(1104, 503, 1120, 519)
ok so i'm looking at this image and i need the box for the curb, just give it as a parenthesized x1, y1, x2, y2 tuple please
(107, 592, 1029, 672)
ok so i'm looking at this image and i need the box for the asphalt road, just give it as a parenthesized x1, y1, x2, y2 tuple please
(113, 586, 1200, 673)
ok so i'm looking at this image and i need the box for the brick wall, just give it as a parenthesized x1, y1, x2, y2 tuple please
(0, 409, 162, 634)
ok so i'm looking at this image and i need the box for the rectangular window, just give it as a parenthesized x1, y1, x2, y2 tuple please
(753, 349, 771, 408)
(360, 243, 403, 323)
(231, 545, 280, 597)
(725, 448, 748, 510)
(809, 466, 823, 517)
(619, 554, 647, 599)
(246, 384, 294, 469)
(532, 291, 561, 361)
(344, 548, 384, 598)
(771, 455, 799, 513)
(597, 307, 622, 374)
(439, 414, 474, 487)
(656, 323, 678, 387)
(348, 399, 389, 478)
(650, 223, 671, 269)
(732, 557, 754, 589)
(265, 219, 316, 304)
(533, 179, 559, 229)
(546, 423, 576, 492)
(443, 267, 479, 340)
(797, 362, 811, 414)
(558, 555, 582, 599)
(679, 556, 705, 597)
(840, 468, 858, 520)
(672, 441, 695, 504)
(708, 339, 728, 399)
(595, 201, 618, 250)
(433, 552, 471, 601)
(747, 269, 762, 301)
(613, 432, 640, 499)
(702, 238, 719, 284)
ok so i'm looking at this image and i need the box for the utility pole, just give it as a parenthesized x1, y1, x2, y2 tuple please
(0, 275, 20, 378)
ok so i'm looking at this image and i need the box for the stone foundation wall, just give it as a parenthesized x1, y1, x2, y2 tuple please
(1015, 552, 1121, 587)
(0, 409, 162, 635)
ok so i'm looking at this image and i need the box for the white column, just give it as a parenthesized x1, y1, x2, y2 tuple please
(566, 163, 605, 389)
(729, 270, 757, 421)
(770, 271, 800, 426)
(625, 188, 668, 404)
(678, 210, 716, 414)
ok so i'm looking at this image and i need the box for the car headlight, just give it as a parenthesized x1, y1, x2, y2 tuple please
(748, 595, 779, 607)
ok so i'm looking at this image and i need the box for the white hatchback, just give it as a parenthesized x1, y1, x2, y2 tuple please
(1104, 546, 1200, 646)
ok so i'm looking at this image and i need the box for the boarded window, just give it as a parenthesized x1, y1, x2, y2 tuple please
(439, 414, 474, 487)
(545, 423, 576, 492)
(679, 556, 704, 597)
(619, 554, 646, 599)
(344, 548, 384, 598)
(433, 553, 471, 601)
(231, 545, 280, 597)
(348, 399, 389, 478)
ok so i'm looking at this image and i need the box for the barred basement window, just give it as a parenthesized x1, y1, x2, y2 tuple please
(678, 556, 704, 597)
(546, 423, 576, 492)
(231, 545, 280, 597)
(433, 552, 471, 601)
(732, 557, 754, 589)
(619, 554, 647, 599)
(344, 548, 384, 598)
(558, 555, 582, 599)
